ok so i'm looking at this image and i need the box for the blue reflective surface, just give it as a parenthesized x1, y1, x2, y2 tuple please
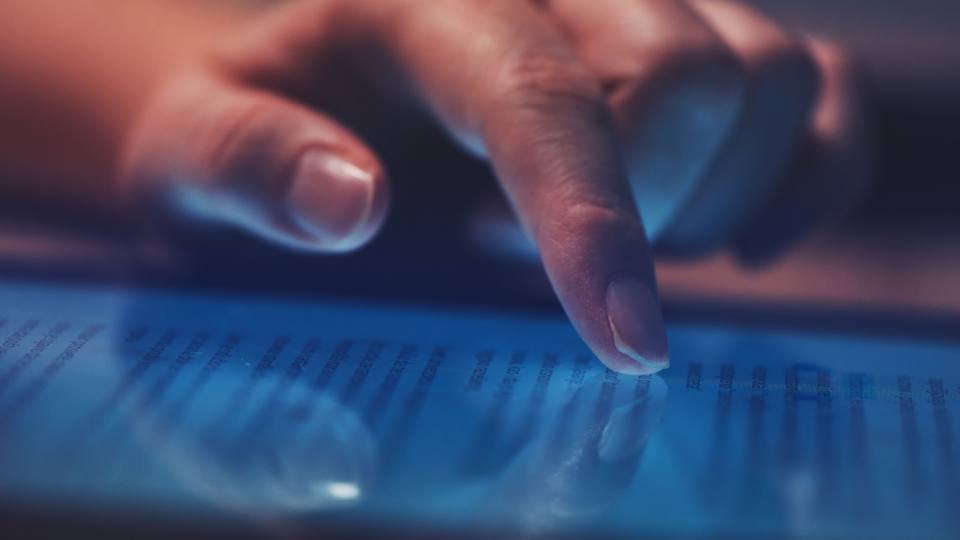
(0, 280, 957, 539)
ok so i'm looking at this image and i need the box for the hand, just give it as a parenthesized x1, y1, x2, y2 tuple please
(115, 0, 871, 375)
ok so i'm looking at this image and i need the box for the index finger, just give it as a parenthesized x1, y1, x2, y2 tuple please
(353, 0, 669, 373)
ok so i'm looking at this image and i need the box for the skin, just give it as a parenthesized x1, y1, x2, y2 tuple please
(0, 0, 871, 375)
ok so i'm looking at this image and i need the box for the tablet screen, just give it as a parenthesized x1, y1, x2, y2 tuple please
(0, 280, 957, 539)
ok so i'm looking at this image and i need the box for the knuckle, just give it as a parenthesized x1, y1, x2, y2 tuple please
(543, 194, 641, 243)
(495, 52, 604, 111)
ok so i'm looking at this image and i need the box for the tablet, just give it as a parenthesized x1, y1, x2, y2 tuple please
(0, 279, 957, 539)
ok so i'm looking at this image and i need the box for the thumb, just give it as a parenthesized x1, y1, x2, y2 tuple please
(118, 72, 389, 253)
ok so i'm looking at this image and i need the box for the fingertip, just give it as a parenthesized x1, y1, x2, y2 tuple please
(601, 349, 670, 376)
(603, 276, 670, 375)
(285, 148, 389, 252)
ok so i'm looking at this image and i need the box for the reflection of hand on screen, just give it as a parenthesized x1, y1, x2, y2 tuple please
(475, 375, 668, 534)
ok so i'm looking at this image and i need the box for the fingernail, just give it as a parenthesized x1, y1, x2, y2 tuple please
(286, 150, 377, 249)
(605, 277, 669, 374)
